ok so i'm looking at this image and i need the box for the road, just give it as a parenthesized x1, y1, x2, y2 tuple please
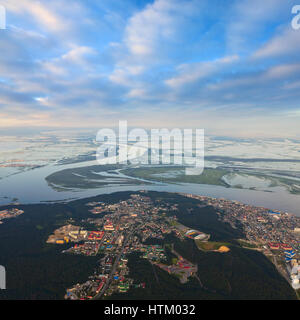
(93, 228, 133, 299)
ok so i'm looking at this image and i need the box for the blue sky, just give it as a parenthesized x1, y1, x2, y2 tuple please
(0, 0, 300, 137)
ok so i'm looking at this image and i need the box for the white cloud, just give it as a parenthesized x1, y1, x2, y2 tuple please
(283, 81, 300, 90)
(109, 68, 130, 86)
(124, 0, 175, 57)
(109, 0, 199, 87)
(42, 61, 67, 76)
(61, 46, 96, 64)
(40, 45, 97, 77)
(206, 62, 300, 92)
(265, 63, 300, 79)
(127, 88, 146, 98)
(253, 27, 300, 59)
(3, 0, 69, 33)
(9, 25, 46, 39)
(34, 96, 50, 106)
(165, 55, 239, 88)
(227, 0, 294, 52)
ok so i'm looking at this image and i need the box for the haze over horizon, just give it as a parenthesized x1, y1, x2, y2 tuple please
(1, 0, 300, 138)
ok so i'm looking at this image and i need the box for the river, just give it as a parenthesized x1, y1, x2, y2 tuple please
(0, 160, 300, 216)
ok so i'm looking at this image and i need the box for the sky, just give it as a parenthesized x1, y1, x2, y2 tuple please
(0, 0, 300, 138)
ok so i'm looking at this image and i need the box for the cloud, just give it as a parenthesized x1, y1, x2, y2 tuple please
(165, 55, 239, 88)
(253, 27, 300, 59)
(0, 0, 300, 138)
(2, 0, 69, 33)
(226, 0, 294, 52)
(124, 0, 176, 57)
(108, 0, 200, 87)
(264, 63, 300, 79)
(127, 88, 146, 98)
(61, 46, 96, 64)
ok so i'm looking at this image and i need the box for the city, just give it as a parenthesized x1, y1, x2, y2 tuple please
(0, 208, 24, 224)
(185, 194, 300, 290)
(47, 193, 203, 299)
(46, 191, 300, 299)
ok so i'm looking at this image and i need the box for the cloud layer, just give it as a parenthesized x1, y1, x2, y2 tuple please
(0, 0, 300, 137)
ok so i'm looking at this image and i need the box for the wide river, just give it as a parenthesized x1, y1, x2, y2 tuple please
(0, 160, 300, 216)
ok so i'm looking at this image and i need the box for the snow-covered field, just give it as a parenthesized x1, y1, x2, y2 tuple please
(205, 137, 300, 160)
(0, 131, 97, 179)
(1, 132, 300, 180)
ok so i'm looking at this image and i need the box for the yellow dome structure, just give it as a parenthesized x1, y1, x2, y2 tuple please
(218, 246, 230, 253)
